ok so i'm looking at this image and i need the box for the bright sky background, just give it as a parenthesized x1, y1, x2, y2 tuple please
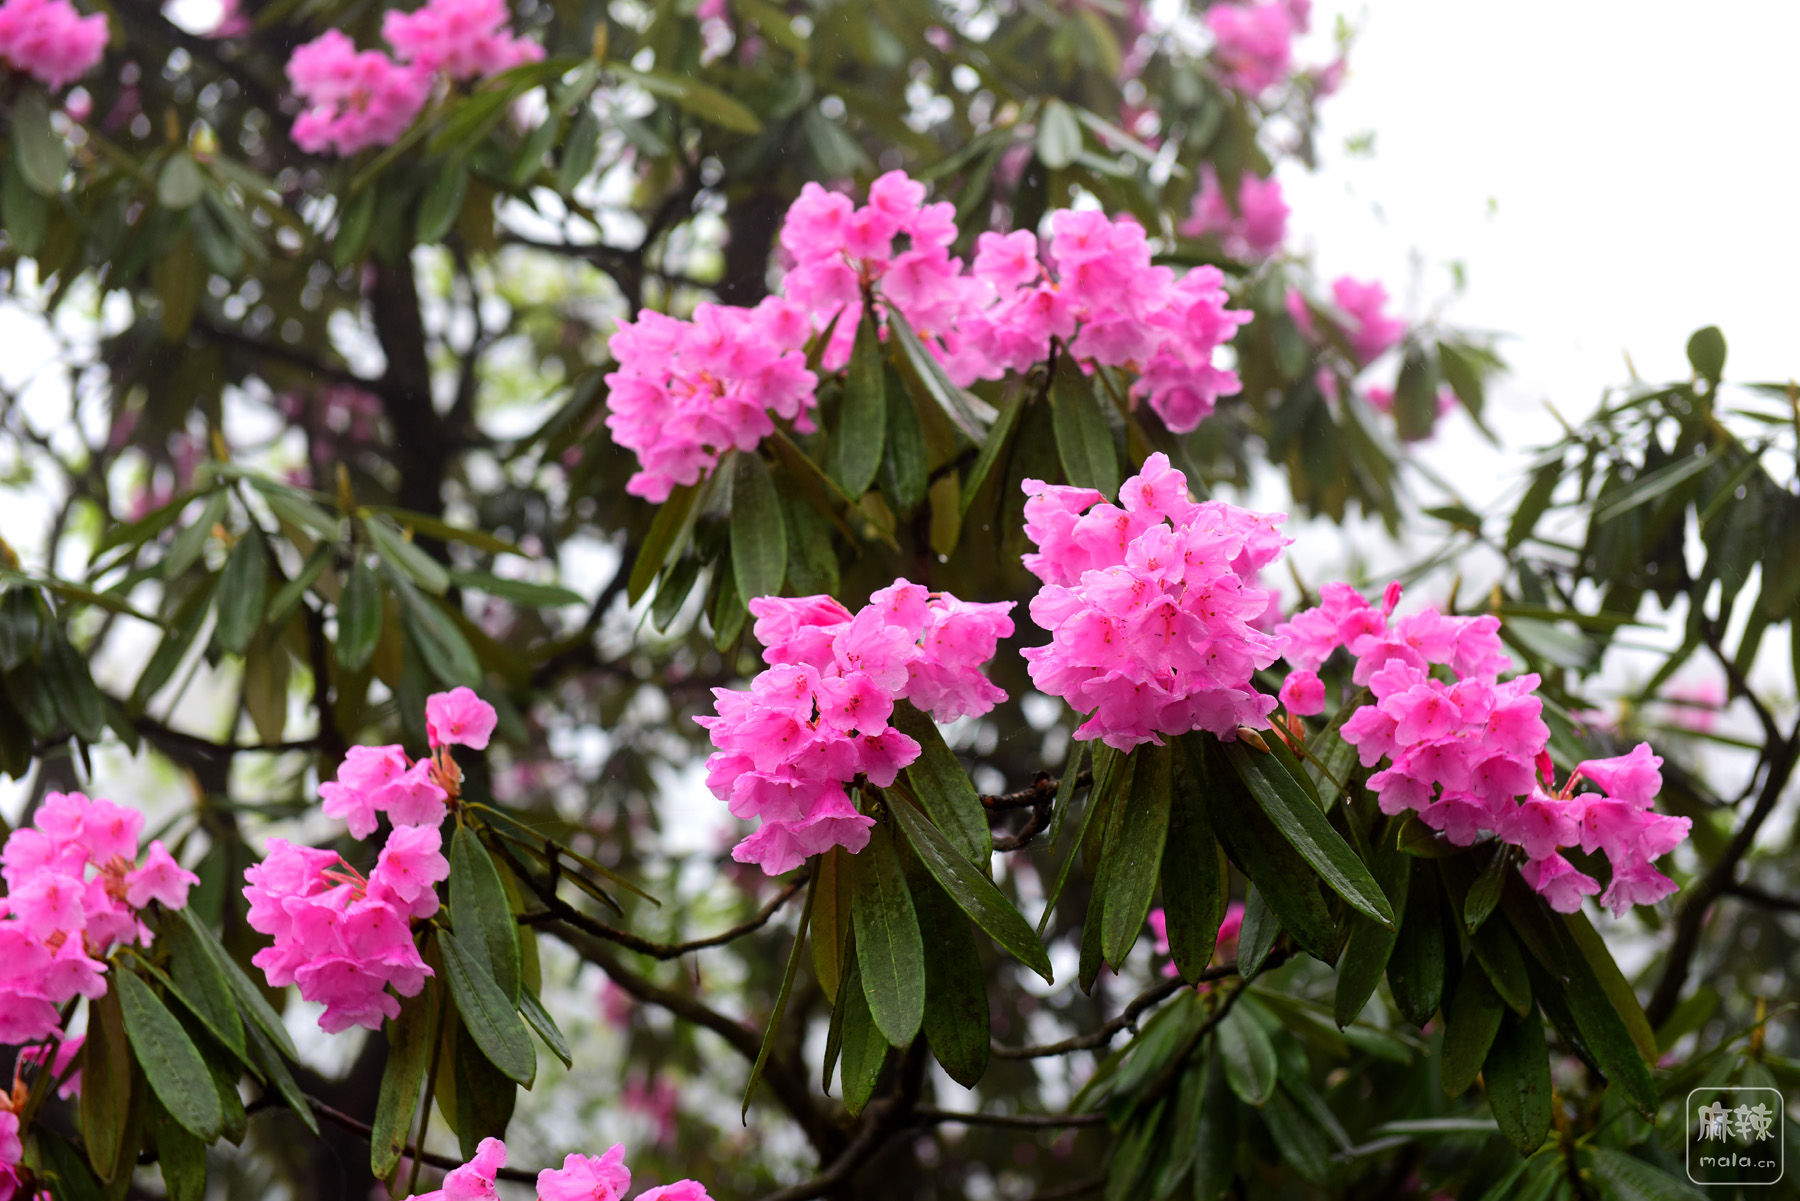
(1289, 0, 1800, 497)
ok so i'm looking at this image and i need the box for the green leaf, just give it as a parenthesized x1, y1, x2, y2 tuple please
(1483, 1008, 1552, 1155)
(915, 874, 990, 1087)
(1162, 742, 1224, 983)
(1204, 741, 1335, 960)
(371, 990, 433, 1180)
(211, 527, 269, 657)
(176, 907, 299, 1061)
(163, 913, 246, 1059)
(1582, 1147, 1706, 1201)
(1442, 963, 1507, 1098)
(365, 516, 450, 594)
(1507, 458, 1563, 551)
(438, 927, 537, 1086)
(877, 364, 929, 514)
(337, 559, 383, 672)
(1394, 346, 1439, 442)
(1100, 743, 1171, 967)
(626, 481, 702, 605)
(0, 588, 41, 672)
(158, 153, 206, 211)
(812, 847, 850, 1004)
(557, 104, 602, 194)
(1051, 352, 1119, 497)
(1464, 847, 1509, 934)
(1686, 325, 1726, 385)
(1262, 1086, 1335, 1185)
(1234, 886, 1279, 977)
(851, 821, 927, 1045)
(1471, 914, 1533, 1016)
(613, 66, 763, 133)
(1387, 861, 1447, 1027)
(729, 451, 787, 605)
(890, 702, 990, 862)
(1562, 910, 1657, 1064)
(1190, 1047, 1239, 1200)
(832, 314, 887, 497)
(1223, 743, 1393, 926)
(743, 881, 813, 1116)
(1154, 1053, 1210, 1196)
(12, 90, 66, 195)
(81, 987, 133, 1181)
(268, 544, 331, 630)
(887, 307, 993, 443)
(1334, 827, 1410, 1027)
(450, 1023, 518, 1159)
(519, 987, 572, 1067)
(115, 969, 223, 1141)
(449, 570, 584, 607)
(244, 1019, 319, 1136)
(836, 954, 887, 1116)
(1218, 1004, 1277, 1106)
(1036, 98, 1082, 170)
(416, 160, 469, 243)
(166, 491, 228, 577)
(451, 826, 522, 1004)
(149, 1093, 208, 1201)
(390, 569, 482, 688)
(890, 793, 1053, 982)
(41, 626, 107, 742)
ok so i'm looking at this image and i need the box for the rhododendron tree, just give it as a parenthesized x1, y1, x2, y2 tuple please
(0, 0, 1791, 1197)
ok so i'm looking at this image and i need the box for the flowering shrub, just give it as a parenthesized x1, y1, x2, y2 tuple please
(698, 581, 1014, 874)
(1020, 453, 1288, 751)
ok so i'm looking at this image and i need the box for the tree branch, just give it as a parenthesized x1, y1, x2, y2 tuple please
(517, 871, 807, 959)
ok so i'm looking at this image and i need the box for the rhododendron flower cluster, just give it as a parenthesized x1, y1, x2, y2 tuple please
(698, 580, 1015, 875)
(1180, 166, 1289, 261)
(1330, 276, 1406, 365)
(1204, 0, 1296, 95)
(243, 688, 494, 1031)
(1278, 584, 1690, 915)
(0, 792, 197, 1045)
(0, 0, 108, 90)
(286, 0, 539, 155)
(0, 1107, 23, 1201)
(414, 1137, 713, 1201)
(604, 299, 817, 502)
(1020, 453, 1289, 751)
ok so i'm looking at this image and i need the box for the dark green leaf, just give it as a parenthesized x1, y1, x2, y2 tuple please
(166, 491, 228, 577)
(1190, 1046, 1238, 1201)
(1394, 346, 1438, 442)
(626, 481, 702, 605)
(12, 91, 66, 195)
(1464, 847, 1509, 934)
(1161, 742, 1224, 983)
(1098, 742, 1170, 967)
(890, 702, 990, 862)
(890, 793, 1053, 981)
(1206, 742, 1335, 961)
(1442, 963, 1507, 1098)
(1471, 916, 1532, 1016)
(878, 365, 929, 514)
(851, 821, 926, 1045)
(956, 388, 1023, 525)
(1582, 1147, 1706, 1201)
(416, 160, 469, 243)
(439, 927, 537, 1086)
(81, 987, 133, 1181)
(366, 516, 450, 594)
(1507, 458, 1563, 551)
(730, 451, 788, 605)
(0, 588, 41, 671)
(887, 307, 993, 442)
(519, 987, 572, 1067)
(1334, 827, 1410, 1027)
(613, 66, 763, 133)
(743, 882, 814, 1115)
(1483, 1008, 1551, 1155)
(177, 907, 300, 1061)
(1051, 352, 1119, 497)
(1686, 326, 1726, 384)
(163, 913, 246, 1059)
(557, 104, 602, 194)
(451, 569, 584, 607)
(451, 825, 522, 1003)
(1234, 887, 1279, 977)
(372, 990, 433, 1180)
(115, 969, 223, 1141)
(1387, 861, 1447, 1027)
(158, 154, 206, 210)
(337, 559, 383, 672)
(915, 875, 990, 1087)
(42, 626, 107, 742)
(451, 1024, 518, 1159)
(150, 1093, 208, 1201)
(244, 1019, 318, 1136)
(1223, 743, 1393, 926)
(832, 314, 887, 497)
(837, 954, 887, 1116)
(1217, 1004, 1276, 1106)
(1262, 1087, 1333, 1185)
(1036, 98, 1082, 169)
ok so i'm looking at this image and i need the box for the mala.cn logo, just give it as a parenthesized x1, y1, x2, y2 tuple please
(1687, 1087, 1785, 1186)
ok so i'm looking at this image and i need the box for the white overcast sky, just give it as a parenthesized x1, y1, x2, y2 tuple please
(1290, 0, 1800, 468)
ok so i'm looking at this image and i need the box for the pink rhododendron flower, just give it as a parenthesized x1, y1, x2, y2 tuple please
(1204, 0, 1295, 95)
(0, 0, 109, 89)
(1180, 165, 1288, 260)
(539, 1145, 631, 1201)
(1330, 276, 1406, 365)
(16, 1033, 84, 1098)
(1020, 453, 1288, 751)
(426, 685, 498, 750)
(412, 1136, 508, 1201)
(698, 580, 1014, 875)
(0, 1110, 21, 1200)
(287, 31, 431, 156)
(1278, 584, 1689, 915)
(381, 0, 542, 78)
(0, 792, 196, 1045)
(1279, 670, 1325, 716)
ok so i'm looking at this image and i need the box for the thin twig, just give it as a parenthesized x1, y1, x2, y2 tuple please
(517, 872, 807, 959)
(912, 1106, 1106, 1130)
(300, 1092, 541, 1184)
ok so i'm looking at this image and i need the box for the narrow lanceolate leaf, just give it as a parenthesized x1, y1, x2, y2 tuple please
(336, 558, 383, 672)
(163, 915, 246, 1059)
(877, 363, 928, 514)
(1233, 887, 1279, 977)
(1581, 1146, 1708, 1201)
(836, 954, 887, 1117)
(81, 986, 133, 1181)
(1217, 1004, 1277, 1106)
(1190, 1047, 1239, 1201)
(149, 1094, 208, 1201)
(890, 703, 990, 862)
(1100, 742, 1172, 968)
(729, 451, 788, 605)
(1483, 1008, 1552, 1154)
(1050, 352, 1119, 498)
(1334, 826, 1409, 1028)
(887, 307, 993, 442)
(115, 969, 224, 1142)
(1463, 845, 1509, 934)
(1224, 743, 1394, 927)
(439, 928, 537, 1086)
(519, 989, 572, 1068)
(914, 874, 991, 1088)
(890, 794, 1053, 982)
(1387, 861, 1447, 1027)
(244, 1019, 318, 1136)
(626, 479, 702, 604)
(365, 515, 450, 594)
(450, 826, 522, 1004)
(1162, 740, 1224, 983)
(831, 313, 887, 497)
(371, 990, 434, 1180)
(811, 847, 851, 1004)
(177, 907, 300, 1061)
(743, 882, 814, 1117)
(1206, 744, 1335, 960)
(12, 90, 67, 195)
(1442, 964, 1507, 1098)
(851, 821, 926, 1046)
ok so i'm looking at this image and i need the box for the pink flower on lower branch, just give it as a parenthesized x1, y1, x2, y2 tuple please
(698, 580, 1014, 876)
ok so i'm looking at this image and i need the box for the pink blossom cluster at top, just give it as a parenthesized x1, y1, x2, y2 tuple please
(287, 0, 539, 156)
(242, 688, 495, 1032)
(0, 0, 108, 90)
(0, 792, 198, 1045)
(413, 1137, 711, 1201)
(780, 173, 1253, 433)
(1020, 453, 1289, 751)
(605, 172, 1258, 500)
(1277, 584, 1691, 916)
(1203, 0, 1298, 95)
(1180, 165, 1289, 261)
(604, 299, 817, 502)
(697, 580, 1015, 875)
